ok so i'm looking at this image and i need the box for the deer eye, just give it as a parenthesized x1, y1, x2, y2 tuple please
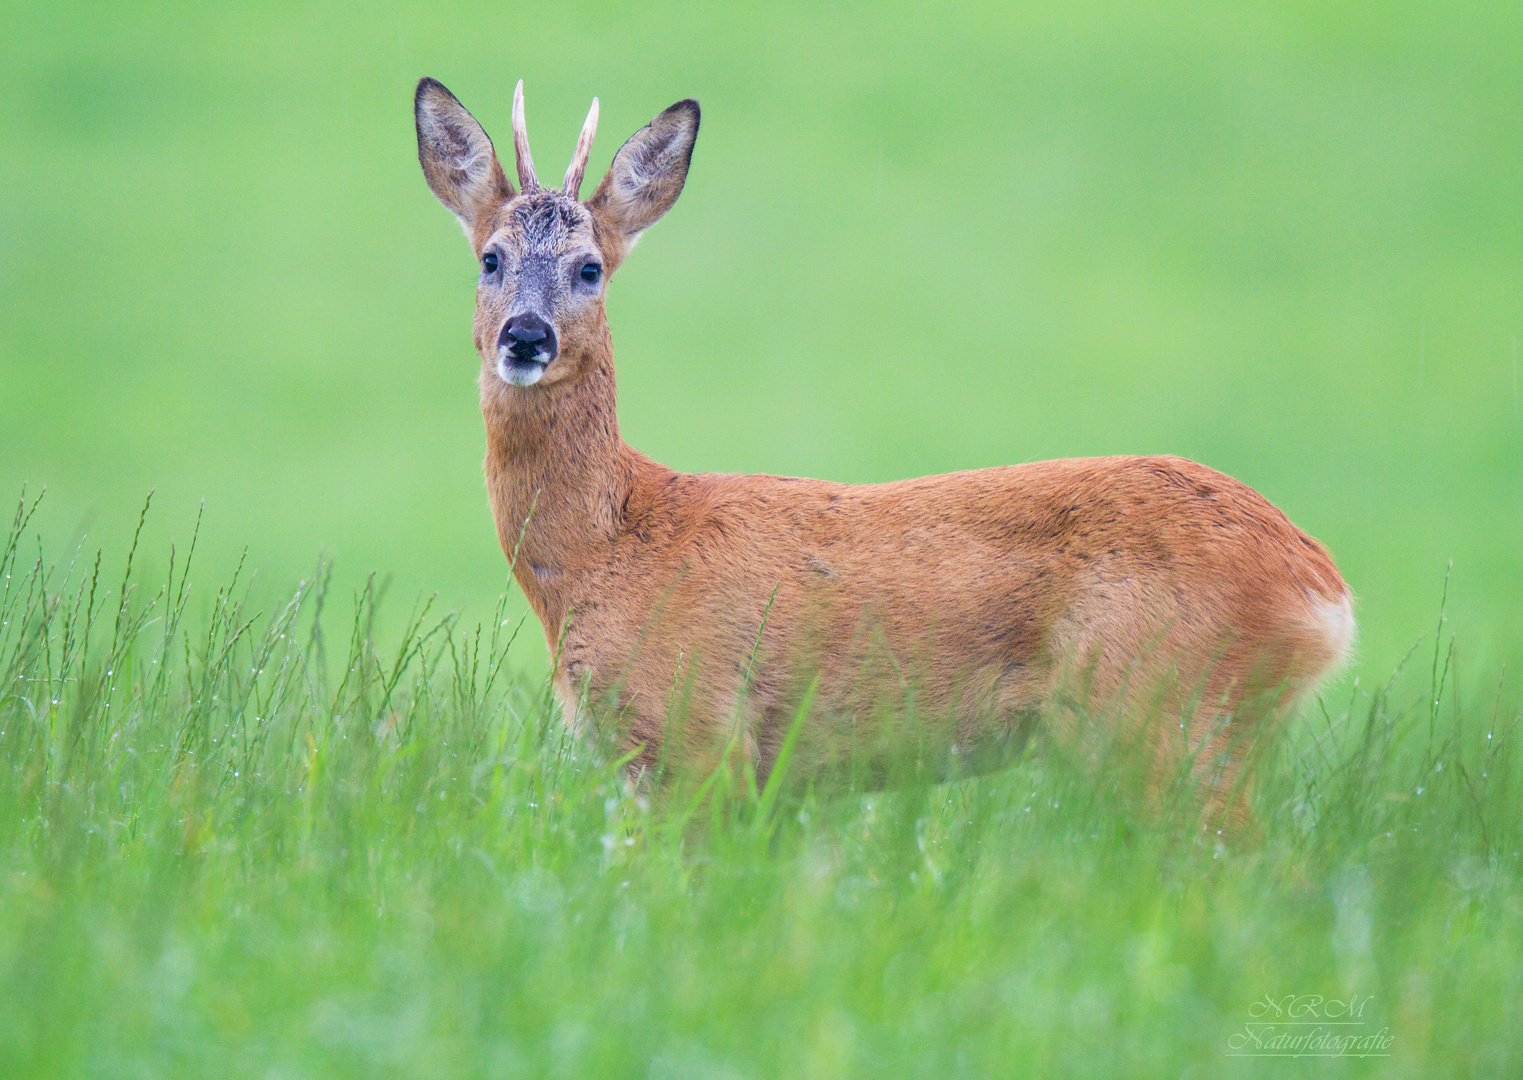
(580, 262, 601, 284)
(481, 252, 499, 275)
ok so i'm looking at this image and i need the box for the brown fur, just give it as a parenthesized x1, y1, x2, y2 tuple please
(414, 81, 1354, 808)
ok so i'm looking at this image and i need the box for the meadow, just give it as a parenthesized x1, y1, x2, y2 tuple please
(2, 0, 1521, 1075)
(2, 492, 1520, 1078)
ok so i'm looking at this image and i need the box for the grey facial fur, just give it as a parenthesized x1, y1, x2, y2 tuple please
(482, 192, 605, 386)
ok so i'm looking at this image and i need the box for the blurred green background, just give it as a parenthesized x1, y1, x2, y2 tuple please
(2, 0, 1519, 684)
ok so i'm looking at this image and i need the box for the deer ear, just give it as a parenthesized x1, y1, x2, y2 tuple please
(415, 78, 514, 232)
(588, 99, 699, 244)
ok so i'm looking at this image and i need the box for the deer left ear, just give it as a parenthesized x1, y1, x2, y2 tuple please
(588, 99, 699, 247)
(415, 78, 514, 233)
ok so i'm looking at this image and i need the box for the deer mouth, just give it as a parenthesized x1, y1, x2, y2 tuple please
(497, 351, 550, 387)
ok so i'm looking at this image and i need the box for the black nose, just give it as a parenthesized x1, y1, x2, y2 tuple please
(499, 314, 557, 362)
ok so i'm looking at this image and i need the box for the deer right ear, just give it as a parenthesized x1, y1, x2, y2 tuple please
(588, 99, 699, 249)
(415, 78, 514, 233)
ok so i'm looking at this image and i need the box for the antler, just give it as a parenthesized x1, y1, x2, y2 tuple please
(511, 79, 537, 192)
(563, 97, 599, 198)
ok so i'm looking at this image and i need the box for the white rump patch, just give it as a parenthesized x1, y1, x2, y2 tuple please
(1303, 588, 1357, 676)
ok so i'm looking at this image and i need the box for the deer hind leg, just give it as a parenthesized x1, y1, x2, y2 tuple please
(1032, 639, 1264, 830)
(1178, 696, 1274, 837)
(1181, 595, 1356, 834)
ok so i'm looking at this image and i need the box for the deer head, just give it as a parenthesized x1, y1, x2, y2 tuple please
(415, 78, 699, 390)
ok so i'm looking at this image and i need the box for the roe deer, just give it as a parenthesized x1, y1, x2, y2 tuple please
(413, 78, 1354, 812)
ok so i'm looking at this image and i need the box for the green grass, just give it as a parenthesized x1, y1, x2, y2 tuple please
(3, 495, 1520, 1077)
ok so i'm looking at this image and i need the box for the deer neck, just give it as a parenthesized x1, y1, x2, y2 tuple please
(480, 343, 641, 604)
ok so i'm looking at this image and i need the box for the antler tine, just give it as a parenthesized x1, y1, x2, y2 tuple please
(511, 79, 537, 192)
(563, 97, 600, 198)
